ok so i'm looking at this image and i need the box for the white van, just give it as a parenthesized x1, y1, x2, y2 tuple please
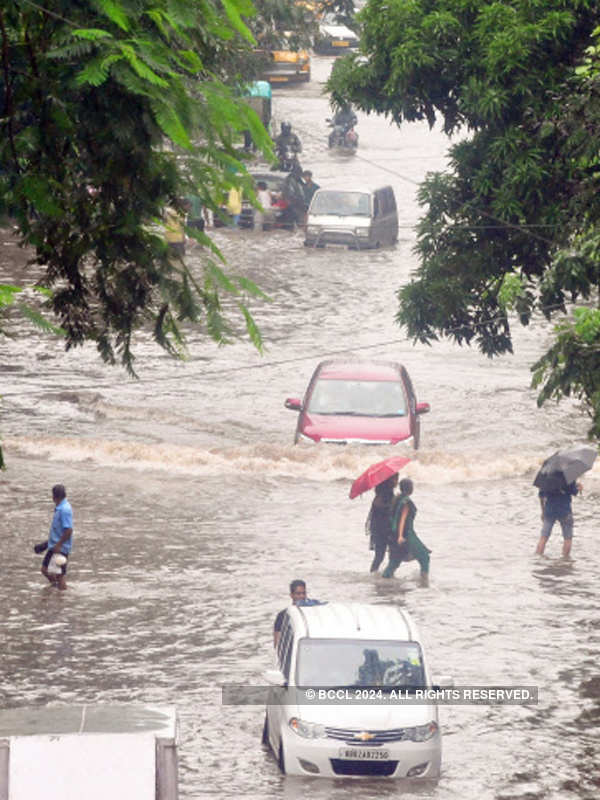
(262, 603, 451, 778)
(304, 186, 398, 249)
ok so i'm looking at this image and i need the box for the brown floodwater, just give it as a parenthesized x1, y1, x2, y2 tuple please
(1, 55, 599, 800)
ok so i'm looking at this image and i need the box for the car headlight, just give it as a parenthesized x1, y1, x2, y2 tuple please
(407, 721, 439, 742)
(306, 225, 321, 235)
(289, 717, 327, 739)
(355, 227, 369, 237)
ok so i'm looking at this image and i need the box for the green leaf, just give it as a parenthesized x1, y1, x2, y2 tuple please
(239, 303, 264, 352)
(221, 0, 255, 44)
(17, 304, 66, 336)
(151, 101, 192, 149)
(0, 284, 22, 307)
(72, 28, 113, 41)
(97, 0, 131, 32)
(20, 177, 62, 217)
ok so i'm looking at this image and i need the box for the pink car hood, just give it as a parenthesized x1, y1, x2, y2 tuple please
(301, 412, 412, 443)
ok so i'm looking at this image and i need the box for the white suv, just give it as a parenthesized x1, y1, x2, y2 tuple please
(262, 602, 451, 778)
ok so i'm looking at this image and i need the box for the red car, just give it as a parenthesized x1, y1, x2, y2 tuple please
(285, 360, 430, 448)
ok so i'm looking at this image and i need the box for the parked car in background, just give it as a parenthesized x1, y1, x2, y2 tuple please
(304, 185, 398, 249)
(260, 49, 311, 85)
(284, 360, 430, 448)
(314, 13, 359, 54)
(263, 602, 451, 777)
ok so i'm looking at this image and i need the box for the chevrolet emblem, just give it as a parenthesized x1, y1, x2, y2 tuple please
(354, 731, 375, 741)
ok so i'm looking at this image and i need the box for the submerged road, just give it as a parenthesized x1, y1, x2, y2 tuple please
(1, 54, 599, 800)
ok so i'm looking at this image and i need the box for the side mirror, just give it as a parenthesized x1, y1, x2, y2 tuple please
(264, 668, 286, 687)
(416, 402, 430, 415)
(432, 675, 454, 688)
(285, 397, 302, 412)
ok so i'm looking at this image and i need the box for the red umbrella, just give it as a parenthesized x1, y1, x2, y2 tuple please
(349, 456, 411, 499)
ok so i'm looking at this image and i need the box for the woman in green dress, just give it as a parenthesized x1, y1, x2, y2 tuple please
(382, 478, 431, 585)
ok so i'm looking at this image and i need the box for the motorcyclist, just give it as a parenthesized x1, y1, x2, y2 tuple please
(274, 121, 302, 156)
(332, 104, 358, 132)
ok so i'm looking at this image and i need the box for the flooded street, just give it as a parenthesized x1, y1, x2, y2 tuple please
(1, 55, 600, 800)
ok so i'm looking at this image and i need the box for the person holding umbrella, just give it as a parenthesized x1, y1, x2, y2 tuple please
(534, 445, 596, 557)
(365, 473, 398, 573)
(382, 478, 431, 586)
(536, 481, 582, 557)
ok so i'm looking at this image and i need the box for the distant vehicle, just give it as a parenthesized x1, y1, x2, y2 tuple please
(260, 49, 311, 85)
(327, 119, 359, 150)
(263, 602, 451, 778)
(314, 13, 359, 54)
(241, 170, 306, 230)
(284, 360, 430, 447)
(304, 185, 398, 249)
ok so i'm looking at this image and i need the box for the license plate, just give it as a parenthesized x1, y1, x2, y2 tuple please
(269, 76, 289, 82)
(338, 748, 390, 760)
(333, 40, 349, 46)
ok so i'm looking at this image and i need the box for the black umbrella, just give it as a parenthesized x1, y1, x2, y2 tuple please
(533, 445, 597, 493)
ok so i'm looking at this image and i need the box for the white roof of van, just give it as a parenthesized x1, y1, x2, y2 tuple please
(291, 602, 418, 641)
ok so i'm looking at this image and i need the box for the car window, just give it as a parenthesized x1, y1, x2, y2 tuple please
(277, 615, 293, 679)
(310, 191, 370, 216)
(296, 639, 425, 689)
(308, 378, 406, 416)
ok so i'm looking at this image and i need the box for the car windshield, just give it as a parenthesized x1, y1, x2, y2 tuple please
(307, 378, 406, 416)
(310, 191, 370, 217)
(296, 639, 425, 689)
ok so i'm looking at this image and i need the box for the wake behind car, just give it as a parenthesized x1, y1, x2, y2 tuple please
(263, 602, 451, 778)
(285, 360, 429, 448)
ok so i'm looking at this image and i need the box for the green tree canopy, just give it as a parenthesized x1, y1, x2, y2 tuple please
(0, 0, 271, 377)
(250, 0, 318, 50)
(328, 0, 600, 438)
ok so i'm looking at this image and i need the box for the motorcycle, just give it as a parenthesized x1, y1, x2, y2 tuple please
(327, 119, 359, 150)
(274, 143, 303, 176)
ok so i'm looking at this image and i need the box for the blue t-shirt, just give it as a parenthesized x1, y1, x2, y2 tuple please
(49, 498, 73, 554)
(539, 483, 578, 518)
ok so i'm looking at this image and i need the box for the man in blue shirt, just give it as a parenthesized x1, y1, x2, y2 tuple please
(41, 484, 73, 590)
(536, 481, 581, 558)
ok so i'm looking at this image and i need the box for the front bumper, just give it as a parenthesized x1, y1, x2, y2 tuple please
(314, 39, 359, 55)
(281, 726, 441, 778)
(304, 229, 371, 249)
(263, 69, 311, 84)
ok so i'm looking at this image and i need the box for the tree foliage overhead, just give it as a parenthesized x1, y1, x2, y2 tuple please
(250, 0, 318, 50)
(0, 0, 271, 378)
(328, 1, 600, 439)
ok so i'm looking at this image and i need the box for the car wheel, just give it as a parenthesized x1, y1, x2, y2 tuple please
(278, 741, 286, 774)
(262, 713, 269, 745)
